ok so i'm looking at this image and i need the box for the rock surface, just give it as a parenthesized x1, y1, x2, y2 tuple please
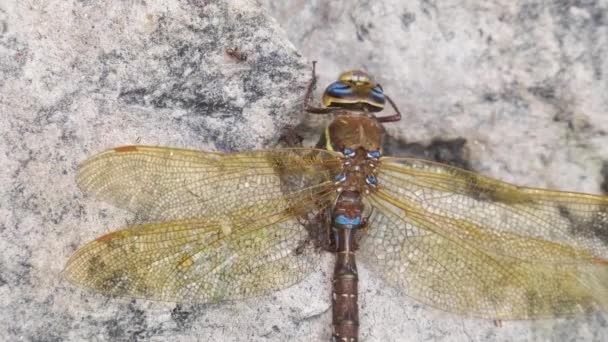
(1, 1, 316, 341)
(1, 0, 607, 341)
(261, 1, 608, 341)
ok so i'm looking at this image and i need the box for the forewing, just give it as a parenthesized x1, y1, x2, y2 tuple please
(358, 158, 608, 319)
(77, 146, 341, 222)
(376, 157, 608, 262)
(63, 200, 334, 302)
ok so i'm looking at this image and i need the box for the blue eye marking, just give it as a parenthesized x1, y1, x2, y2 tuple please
(370, 85, 386, 106)
(327, 82, 353, 96)
(366, 175, 377, 185)
(367, 150, 381, 159)
(335, 215, 362, 225)
(371, 85, 384, 98)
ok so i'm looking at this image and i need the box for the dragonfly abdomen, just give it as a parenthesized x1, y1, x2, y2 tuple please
(332, 190, 364, 342)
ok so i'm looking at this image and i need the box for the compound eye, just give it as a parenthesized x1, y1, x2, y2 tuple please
(326, 81, 353, 97)
(343, 148, 356, 158)
(370, 85, 385, 100)
(367, 150, 381, 159)
(366, 175, 377, 185)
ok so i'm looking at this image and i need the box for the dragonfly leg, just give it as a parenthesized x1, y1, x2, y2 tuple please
(304, 61, 333, 114)
(375, 94, 402, 123)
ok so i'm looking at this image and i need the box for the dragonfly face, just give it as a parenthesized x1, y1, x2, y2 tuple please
(305, 63, 402, 123)
(322, 70, 386, 113)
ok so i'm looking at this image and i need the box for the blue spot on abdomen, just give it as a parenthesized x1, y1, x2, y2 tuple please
(367, 150, 381, 159)
(335, 215, 361, 225)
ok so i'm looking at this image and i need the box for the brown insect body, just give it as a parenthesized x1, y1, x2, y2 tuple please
(331, 190, 362, 341)
(326, 114, 384, 342)
(304, 65, 393, 341)
(325, 114, 384, 152)
(64, 64, 608, 342)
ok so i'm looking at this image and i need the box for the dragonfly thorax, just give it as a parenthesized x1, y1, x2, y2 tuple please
(334, 147, 380, 195)
(324, 114, 384, 152)
(324, 114, 383, 195)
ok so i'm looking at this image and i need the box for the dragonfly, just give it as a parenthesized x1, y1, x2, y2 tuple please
(64, 65, 608, 342)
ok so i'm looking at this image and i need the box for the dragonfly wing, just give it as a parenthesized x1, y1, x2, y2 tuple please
(77, 146, 341, 222)
(358, 157, 608, 319)
(363, 191, 608, 319)
(64, 210, 327, 302)
(375, 157, 608, 263)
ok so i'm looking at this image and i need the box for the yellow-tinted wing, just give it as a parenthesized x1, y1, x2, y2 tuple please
(66, 146, 341, 301)
(377, 157, 608, 262)
(64, 212, 328, 302)
(77, 146, 341, 222)
(360, 157, 608, 319)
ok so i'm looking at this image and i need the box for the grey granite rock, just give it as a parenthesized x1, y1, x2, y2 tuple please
(0, 1, 316, 341)
(1, 0, 608, 341)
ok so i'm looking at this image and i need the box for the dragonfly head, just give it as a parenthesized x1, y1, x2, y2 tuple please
(321, 70, 385, 113)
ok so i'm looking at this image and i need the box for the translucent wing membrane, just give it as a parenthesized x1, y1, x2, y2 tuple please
(69, 146, 608, 318)
(376, 158, 608, 261)
(77, 146, 341, 222)
(360, 158, 608, 319)
(66, 146, 342, 301)
(64, 212, 329, 302)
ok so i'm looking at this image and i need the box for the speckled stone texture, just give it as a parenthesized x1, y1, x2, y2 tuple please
(1, 0, 607, 341)
(0, 1, 321, 341)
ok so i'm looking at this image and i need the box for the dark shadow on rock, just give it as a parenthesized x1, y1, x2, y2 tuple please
(383, 134, 473, 171)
